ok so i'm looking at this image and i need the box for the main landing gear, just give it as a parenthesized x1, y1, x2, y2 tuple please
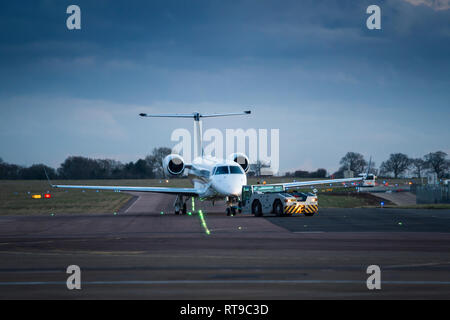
(174, 195, 187, 215)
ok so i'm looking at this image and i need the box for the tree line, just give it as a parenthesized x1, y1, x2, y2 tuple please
(0, 147, 172, 180)
(284, 151, 449, 180)
(1, 149, 449, 180)
(333, 151, 450, 179)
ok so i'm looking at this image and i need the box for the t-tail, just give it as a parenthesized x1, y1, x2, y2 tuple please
(139, 110, 251, 158)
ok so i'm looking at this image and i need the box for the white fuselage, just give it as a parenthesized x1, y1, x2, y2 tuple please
(187, 156, 247, 200)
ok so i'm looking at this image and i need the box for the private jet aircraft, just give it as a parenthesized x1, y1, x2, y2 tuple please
(49, 110, 369, 215)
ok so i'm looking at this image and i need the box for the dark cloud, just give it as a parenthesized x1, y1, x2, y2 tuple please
(0, 0, 448, 170)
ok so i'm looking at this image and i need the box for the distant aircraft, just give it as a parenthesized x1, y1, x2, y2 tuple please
(48, 111, 368, 215)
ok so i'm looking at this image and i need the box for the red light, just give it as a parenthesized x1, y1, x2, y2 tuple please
(44, 194, 51, 199)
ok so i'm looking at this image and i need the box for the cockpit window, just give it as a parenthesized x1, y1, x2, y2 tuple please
(214, 166, 229, 175)
(229, 166, 243, 174)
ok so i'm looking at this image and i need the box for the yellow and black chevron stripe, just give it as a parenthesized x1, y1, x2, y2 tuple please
(304, 205, 318, 214)
(284, 204, 318, 215)
(284, 204, 304, 214)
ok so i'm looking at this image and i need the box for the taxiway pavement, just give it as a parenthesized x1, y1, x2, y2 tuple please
(0, 193, 449, 299)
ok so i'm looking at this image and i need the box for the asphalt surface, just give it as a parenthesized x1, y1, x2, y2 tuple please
(0, 192, 449, 299)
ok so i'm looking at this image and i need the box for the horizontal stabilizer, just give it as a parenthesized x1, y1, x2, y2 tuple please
(139, 110, 251, 120)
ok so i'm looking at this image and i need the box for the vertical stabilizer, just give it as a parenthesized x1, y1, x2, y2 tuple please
(193, 116, 203, 158)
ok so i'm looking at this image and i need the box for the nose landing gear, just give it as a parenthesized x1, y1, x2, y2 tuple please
(226, 207, 237, 216)
(225, 196, 240, 216)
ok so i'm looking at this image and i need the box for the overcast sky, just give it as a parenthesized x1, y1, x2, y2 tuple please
(0, 0, 449, 173)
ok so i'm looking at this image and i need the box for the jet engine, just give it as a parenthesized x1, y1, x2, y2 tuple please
(163, 154, 185, 176)
(229, 153, 249, 173)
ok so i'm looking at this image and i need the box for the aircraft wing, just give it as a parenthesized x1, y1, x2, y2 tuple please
(279, 177, 365, 189)
(51, 184, 200, 197)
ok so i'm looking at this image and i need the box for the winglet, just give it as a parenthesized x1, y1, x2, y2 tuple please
(43, 167, 55, 188)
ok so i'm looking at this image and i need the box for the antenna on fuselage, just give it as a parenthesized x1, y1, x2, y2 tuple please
(139, 110, 252, 158)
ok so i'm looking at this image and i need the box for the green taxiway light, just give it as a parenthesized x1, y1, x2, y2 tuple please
(191, 197, 195, 212)
(198, 210, 211, 235)
(160, 211, 164, 215)
(188, 212, 192, 216)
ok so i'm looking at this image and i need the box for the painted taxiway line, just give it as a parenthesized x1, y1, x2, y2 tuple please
(124, 196, 141, 213)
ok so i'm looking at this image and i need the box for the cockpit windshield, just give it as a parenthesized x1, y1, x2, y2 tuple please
(214, 166, 229, 175)
(213, 165, 244, 175)
(229, 166, 243, 174)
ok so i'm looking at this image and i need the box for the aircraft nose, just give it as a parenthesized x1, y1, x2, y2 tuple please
(213, 177, 243, 196)
(214, 183, 239, 196)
